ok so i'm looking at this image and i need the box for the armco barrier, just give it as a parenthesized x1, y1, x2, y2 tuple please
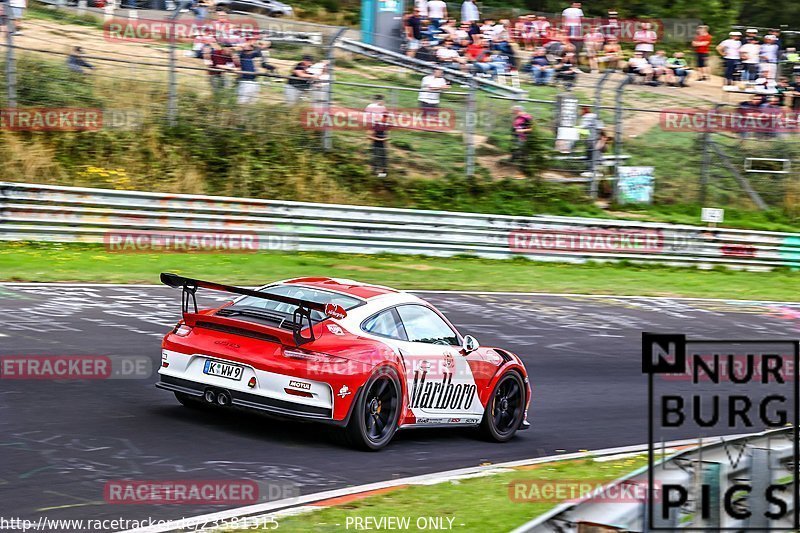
(513, 427, 797, 531)
(1, 182, 799, 269)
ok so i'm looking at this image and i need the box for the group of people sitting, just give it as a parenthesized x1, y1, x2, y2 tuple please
(403, 6, 669, 88)
(626, 50, 692, 87)
(404, 12, 520, 80)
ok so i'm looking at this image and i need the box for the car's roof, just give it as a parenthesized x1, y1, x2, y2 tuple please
(280, 277, 399, 300)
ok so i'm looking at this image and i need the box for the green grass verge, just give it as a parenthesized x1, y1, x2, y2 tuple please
(2, 243, 798, 301)
(236, 455, 648, 532)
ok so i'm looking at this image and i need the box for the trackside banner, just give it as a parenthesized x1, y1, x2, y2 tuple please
(509, 229, 664, 254)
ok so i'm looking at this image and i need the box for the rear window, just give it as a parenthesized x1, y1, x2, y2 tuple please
(231, 284, 362, 322)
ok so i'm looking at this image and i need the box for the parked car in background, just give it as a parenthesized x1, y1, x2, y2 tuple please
(215, 0, 293, 17)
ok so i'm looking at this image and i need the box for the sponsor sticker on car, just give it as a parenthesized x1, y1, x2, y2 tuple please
(324, 303, 347, 320)
(288, 380, 311, 390)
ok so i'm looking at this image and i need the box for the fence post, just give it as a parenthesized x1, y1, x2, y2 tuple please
(612, 75, 630, 202)
(699, 130, 710, 205)
(589, 70, 614, 199)
(465, 78, 477, 177)
(323, 27, 347, 152)
(166, 3, 188, 127)
(699, 104, 721, 205)
(4, 0, 17, 108)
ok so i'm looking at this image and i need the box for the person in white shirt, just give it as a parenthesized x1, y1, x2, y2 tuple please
(561, 2, 583, 40)
(633, 22, 657, 58)
(418, 68, 450, 109)
(739, 36, 761, 81)
(427, 0, 448, 30)
(415, 0, 428, 17)
(760, 34, 779, 79)
(365, 94, 388, 127)
(716, 31, 741, 85)
(628, 51, 654, 83)
(480, 19, 501, 39)
(436, 41, 468, 71)
(9, 0, 26, 34)
(461, 0, 479, 24)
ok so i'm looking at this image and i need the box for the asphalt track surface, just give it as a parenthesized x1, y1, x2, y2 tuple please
(1, 284, 799, 527)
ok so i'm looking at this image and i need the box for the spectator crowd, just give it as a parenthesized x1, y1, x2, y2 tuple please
(403, 1, 800, 98)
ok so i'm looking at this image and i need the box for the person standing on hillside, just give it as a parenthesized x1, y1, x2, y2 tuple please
(285, 55, 318, 104)
(692, 25, 712, 81)
(633, 22, 657, 59)
(368, 113, 390, 178)
(234, 43, 262, 105)
(561, 2, 583, 52)
(8, 0, 26, 35)
(511, 105, 533, 163)
(404, 8, 423, 58)
(461, 0, 479, 24)
(716, 31, 742, 85)
(427, 0, 448, 31)
(418, 68, 450, 112)
(739, 35, 761, 81)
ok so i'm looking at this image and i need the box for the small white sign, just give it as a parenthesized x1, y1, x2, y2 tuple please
(701, 208, 725, 224)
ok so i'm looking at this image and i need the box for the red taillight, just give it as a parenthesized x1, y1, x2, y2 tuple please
(173, 324, 192, 337)
(283, 349, 347, 363)
(284, 388, 313, 398)
(161, 361, 169, 368)
(248, 377, 256, 388)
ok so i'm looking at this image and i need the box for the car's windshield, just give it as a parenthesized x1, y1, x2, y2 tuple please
(219, 284, 362, 326)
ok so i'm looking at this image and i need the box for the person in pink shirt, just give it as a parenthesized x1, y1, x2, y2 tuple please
(633, 22, 657, 58)
(532, 14, 551, 47)
(583, 26, 605, 73)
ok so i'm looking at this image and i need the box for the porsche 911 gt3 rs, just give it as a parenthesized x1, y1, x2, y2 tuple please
(156, 273, 531, 450)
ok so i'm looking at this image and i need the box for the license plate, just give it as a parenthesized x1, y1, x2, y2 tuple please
(203, 359, 244, 381)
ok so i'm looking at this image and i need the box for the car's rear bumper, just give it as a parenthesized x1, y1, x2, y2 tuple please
(157, 374, 354, 426)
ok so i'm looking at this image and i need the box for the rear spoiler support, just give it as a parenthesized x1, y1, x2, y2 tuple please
(160, 272, 323, 346)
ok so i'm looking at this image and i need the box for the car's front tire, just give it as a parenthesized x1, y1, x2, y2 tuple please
(345, 367, 401, 451)
(480, 371, 525, 442)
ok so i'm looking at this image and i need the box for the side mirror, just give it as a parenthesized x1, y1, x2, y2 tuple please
(461, 334, 480, 354)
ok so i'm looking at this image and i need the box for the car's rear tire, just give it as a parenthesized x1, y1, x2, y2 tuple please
(345, 367, 401, 451)
(480, 371, 525, 442)
(174, 391, 207, 409)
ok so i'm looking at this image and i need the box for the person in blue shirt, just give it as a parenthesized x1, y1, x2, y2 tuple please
(235, 43, 262, 105)
(529, 48, 553, 85)
(67, 47, 94, 75)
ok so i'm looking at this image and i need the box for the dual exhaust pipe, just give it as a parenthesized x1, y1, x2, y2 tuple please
(203, 388, 232, 407)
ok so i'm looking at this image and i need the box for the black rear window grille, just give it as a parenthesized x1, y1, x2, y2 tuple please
(196, 321, 282, 344)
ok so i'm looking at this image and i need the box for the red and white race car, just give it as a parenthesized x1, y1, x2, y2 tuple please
(157, 273, 531, 450)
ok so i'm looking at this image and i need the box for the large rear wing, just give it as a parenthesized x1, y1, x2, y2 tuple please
(160, 273, 331, 345)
